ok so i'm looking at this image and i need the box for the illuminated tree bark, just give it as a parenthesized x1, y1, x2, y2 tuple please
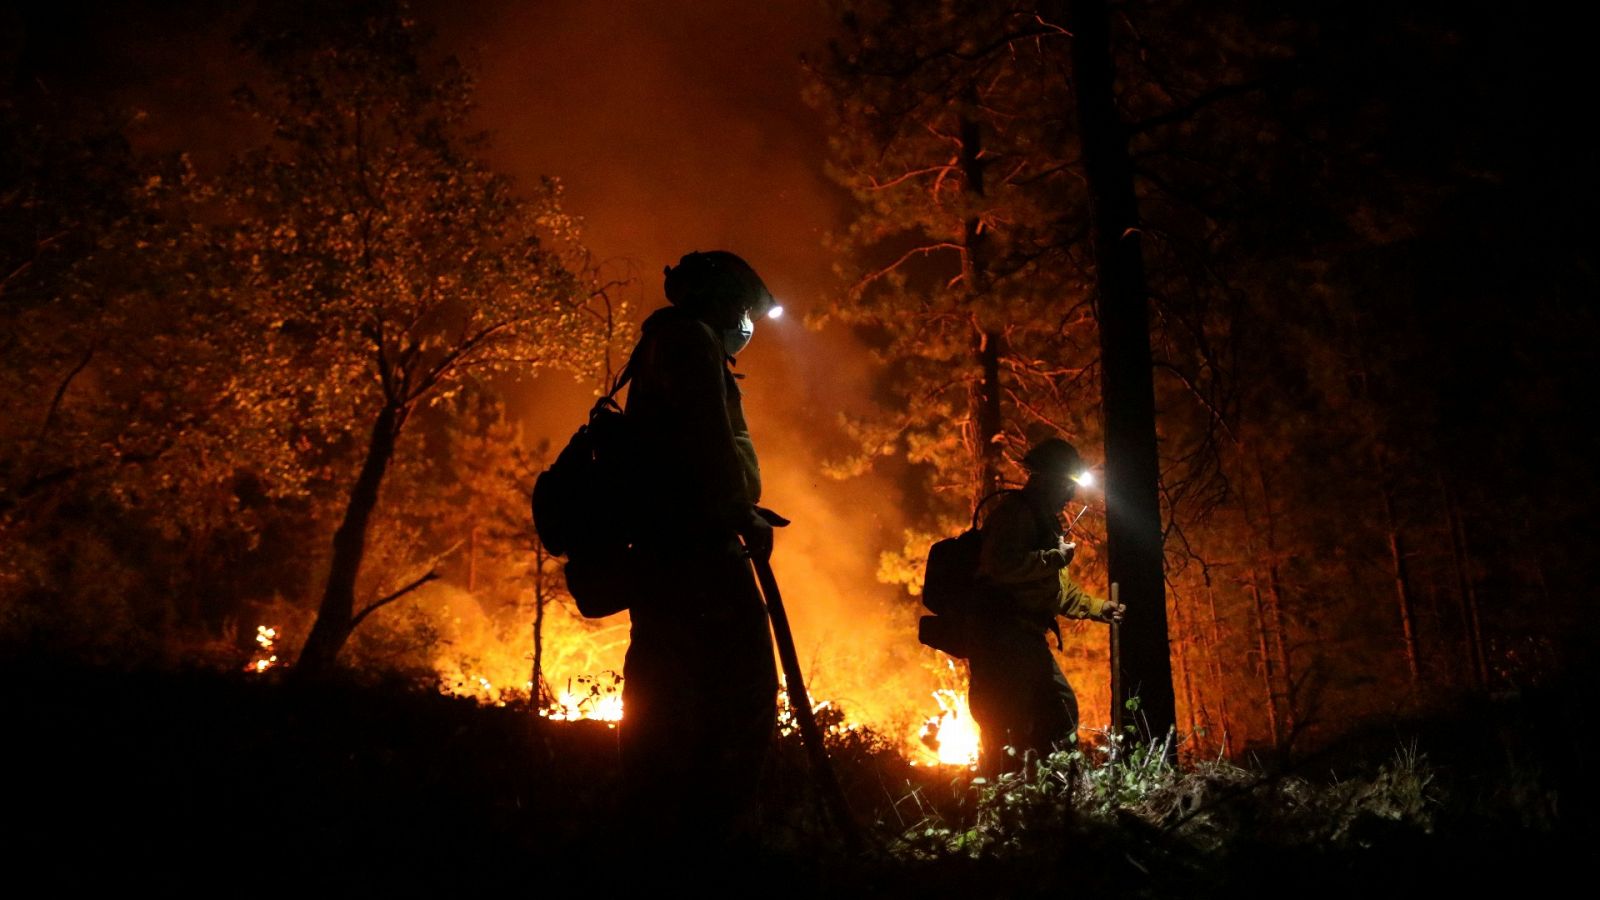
(1246, 563, 1283, 749)
(1169, 584, 1202, 743)
(1202, 572, 1236, 757)
(1063, 0, 1176, 746)
(1252, 455, 1296, 743)
(531, 537, 550, 708)
(298, 403, 403, 675)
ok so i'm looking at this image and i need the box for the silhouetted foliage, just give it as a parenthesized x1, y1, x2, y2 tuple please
(812, 0, 1597, 756)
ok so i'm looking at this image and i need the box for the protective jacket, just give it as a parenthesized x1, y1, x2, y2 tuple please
(968, 487, 1103, 774)
(615, 304, 776, 853)
(625, 306, 761, 545)
(977, 490, 1107, 628)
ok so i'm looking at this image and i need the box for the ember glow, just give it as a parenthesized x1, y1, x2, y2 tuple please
(540, 671, 625, 725)
(403, 581, 993, 762)
(916, 687, 981, 767)
(902, 660, 982, 767)
(777, 682, 864, 739)
(246, 625, 279, 675)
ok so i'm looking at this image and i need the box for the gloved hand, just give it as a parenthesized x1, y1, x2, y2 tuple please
(740, 508, 775, 561)
(1044, 538, 1076, 569)
(1098, 597, 1126, 624)
(1065, 592, 1124, 623)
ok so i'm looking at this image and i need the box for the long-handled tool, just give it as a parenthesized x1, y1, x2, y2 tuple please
(1109, 581, 1125, 743)
(749, 554, 865, 853)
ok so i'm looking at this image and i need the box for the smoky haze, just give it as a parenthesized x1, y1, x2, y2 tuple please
(436, 0, 943, 731)
(3, 0, 948, 735)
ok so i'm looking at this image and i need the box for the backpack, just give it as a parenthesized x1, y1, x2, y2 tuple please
(918, 489, 1017, 657)
(921, 489, 1017, 615)
(531, 360, 640, 618)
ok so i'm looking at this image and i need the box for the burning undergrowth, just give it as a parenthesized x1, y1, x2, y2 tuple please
(246, 575, 989, 765)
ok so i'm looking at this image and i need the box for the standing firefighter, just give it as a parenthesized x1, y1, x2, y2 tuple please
(619, 250, 781, 853)
(970, 437, 1123, 775)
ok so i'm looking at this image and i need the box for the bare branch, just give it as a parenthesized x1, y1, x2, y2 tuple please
(851, 242, 965, 297)
(866, 159, 962, 191)
(350, 570, 441, 630)
(36, 345, 95, 442)
(1154, 361, 1237, 444)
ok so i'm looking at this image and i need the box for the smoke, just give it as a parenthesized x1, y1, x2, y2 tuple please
(433, 1, 953, 736)
(15, 0, 960, 741)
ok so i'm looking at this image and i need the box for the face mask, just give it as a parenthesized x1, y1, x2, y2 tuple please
(723, 310, 755, 356)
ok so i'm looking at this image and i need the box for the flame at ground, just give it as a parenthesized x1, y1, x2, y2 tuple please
(250, 584, 986, 762)
(412, 581, 986, 762)
(246, 625, 279, 674)
(285, 574, 994, 762)
(541, 671, 625, 724)
(917, 687, 980, 767)
(777, 682, 864, 739)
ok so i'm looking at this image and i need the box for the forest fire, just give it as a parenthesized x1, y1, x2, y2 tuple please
(421, 606, 982, 761)
(777, 683, 864, 740)
(917, 688, 981, 767)
(539, 672, 625, 724)
(390, 570, 997, 763)
(246, 626, 279, 675)
(0, 1, 1584, 890)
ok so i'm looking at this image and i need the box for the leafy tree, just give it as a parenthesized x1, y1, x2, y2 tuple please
(210, 1, 618, 675)
(0, 87, 288, 660)
(812, 0, 1183, 739)
(810, 0, 1102, 581)
(812, 0, 1600, 756)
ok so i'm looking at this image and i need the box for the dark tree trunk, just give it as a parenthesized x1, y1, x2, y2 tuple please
(976, 330, 1005, 498)
(297, 402, 403, 676)
(1441, 475, 1487, 689)
(532, 540, 549, 708)
(1064, 0, 1176, 746)
(958, 110, 1006, 505)
(1378, 460, 1421, 685)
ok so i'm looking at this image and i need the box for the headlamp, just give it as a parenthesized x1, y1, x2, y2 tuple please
(766, 305, 784, 320)
(1071, 470, 1094, 488)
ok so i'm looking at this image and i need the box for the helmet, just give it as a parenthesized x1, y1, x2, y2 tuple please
(1021, 438, 1084, 479)
(663, 251, 776, 324)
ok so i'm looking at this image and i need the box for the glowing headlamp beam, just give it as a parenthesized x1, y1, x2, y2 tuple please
(1071, 470, 1095, 488)
(766, 305, 785, 320)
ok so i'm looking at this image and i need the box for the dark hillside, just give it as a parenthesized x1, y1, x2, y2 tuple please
(4, 660, 1585, 895)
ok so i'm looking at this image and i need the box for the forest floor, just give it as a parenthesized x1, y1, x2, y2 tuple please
(2, 659, 1588, 897)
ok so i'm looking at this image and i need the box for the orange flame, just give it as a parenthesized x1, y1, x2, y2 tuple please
(246, 625, 279, 675)
(370, 579, 994, 764)
(776, 682, 864, 739)
(916, 687, 981, 767)
(540, 671, 624, 725)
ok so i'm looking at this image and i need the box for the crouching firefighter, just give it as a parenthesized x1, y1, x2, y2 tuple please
(969, 437, 1123, 776)
(618, 250, 783, 855)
